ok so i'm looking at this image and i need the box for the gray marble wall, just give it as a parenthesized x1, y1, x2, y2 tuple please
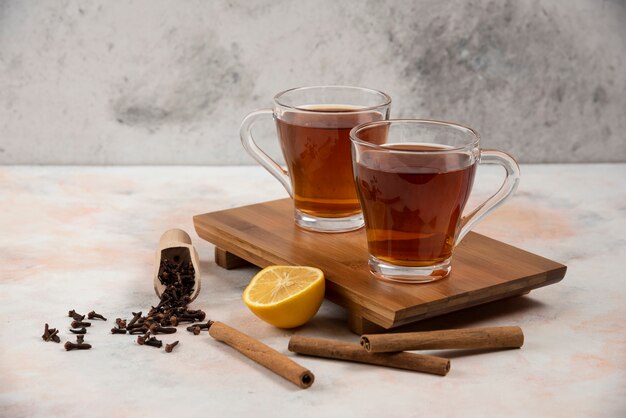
(1, 0, 624, 164)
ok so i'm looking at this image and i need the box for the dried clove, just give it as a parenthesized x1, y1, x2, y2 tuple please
(42, 324, 60, 342)
(69, 327, 87, 334)
(76, 335, 85, 344)
(111, 328, 127, 334)
(144, 337, 163, 348)
(71, 320, 91, 328)
(154, 259, 197, 313)
(128, 326, 149, 335)
(186, 322, 210, 332)
(185, 310, 206, 321)
(68, 310, 85, 321)
(127, 311, 142, 328)
(137, 333, 151, 345)
(126, 322, 146, 330)
(142, 320, 156, 329)
(150, 313, 165, 322)
(115, 318, 127, 329)
(88, 311, 107, 321)
(149, 324, 176, 335)
(49, 329, 60, 343)
(64, 341, 91, 351)
(41, 323, 50, 341)
(165, 341, 179, 353)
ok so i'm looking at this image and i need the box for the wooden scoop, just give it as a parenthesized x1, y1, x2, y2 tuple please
(153, 229, 201, 302)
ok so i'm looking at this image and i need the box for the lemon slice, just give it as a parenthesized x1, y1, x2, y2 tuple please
(243, 266, 325, 329)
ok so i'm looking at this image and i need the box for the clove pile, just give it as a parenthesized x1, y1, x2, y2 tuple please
(109, 257, 207, 350)
(43, 259, 205, 353)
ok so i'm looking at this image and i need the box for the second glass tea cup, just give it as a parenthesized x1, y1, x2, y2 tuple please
(350, 119, 520, 283)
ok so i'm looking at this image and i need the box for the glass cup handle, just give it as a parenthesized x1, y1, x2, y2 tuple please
(457, 149, 521, 243)
(239, 109, 293, 197)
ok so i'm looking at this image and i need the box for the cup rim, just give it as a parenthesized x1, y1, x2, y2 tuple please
(350, 119, 481, 153)
(273, 85, 392, 113)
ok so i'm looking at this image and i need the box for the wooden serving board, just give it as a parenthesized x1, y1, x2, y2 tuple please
(193, 199, 566, 334)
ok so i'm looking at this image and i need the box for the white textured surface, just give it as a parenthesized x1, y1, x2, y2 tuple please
(1, 0, 625, 164)
(0, 164, 625, 417)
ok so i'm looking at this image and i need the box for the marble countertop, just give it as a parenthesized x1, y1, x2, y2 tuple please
(0, 164, 624, 417)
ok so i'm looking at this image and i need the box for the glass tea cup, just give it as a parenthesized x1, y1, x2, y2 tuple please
(240, 86, 391, 232)
(350, 119, 520, 283)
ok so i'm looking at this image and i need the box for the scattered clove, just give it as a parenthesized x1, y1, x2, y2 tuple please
(144, 337, 163, 348)
(88, 311, 107, 321)
(49, 329, 60, 343)
(42, 324, 60, 342)
(68, 310, 85, 321)
(111, 328, 127, 334)
(76, 335, 85, 344)
(65, 341, 91, 351)
(41, 323, 50, 341)
(186, 322, 210, 332)
(115, 318, 127, 329)
(71, 320, 91, 328)
(165, 341, 179, 353)
(69, 327, 87, 334)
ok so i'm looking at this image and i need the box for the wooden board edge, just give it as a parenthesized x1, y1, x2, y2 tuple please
(390, 265, 567, 328)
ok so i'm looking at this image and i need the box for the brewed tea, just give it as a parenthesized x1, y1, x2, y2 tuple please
(355, 144, 477, 266)
(276, 106, 384, 218)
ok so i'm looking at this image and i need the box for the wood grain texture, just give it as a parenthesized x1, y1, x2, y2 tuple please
(193, 199, 567, 331)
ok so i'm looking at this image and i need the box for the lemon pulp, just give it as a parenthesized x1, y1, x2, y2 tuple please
(243, 266, 325, 328)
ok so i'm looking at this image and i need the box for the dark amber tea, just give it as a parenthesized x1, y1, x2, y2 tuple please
(241, 86, 391, 232)
(355, 144, 477, 266)
(351, 119, 519, 282)
(276, 107, 384, 218)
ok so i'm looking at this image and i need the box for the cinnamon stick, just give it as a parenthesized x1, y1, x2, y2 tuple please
(288, 336, 450, 376)
(361, 326, 524, 353)
(208, 321, 314, 389)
